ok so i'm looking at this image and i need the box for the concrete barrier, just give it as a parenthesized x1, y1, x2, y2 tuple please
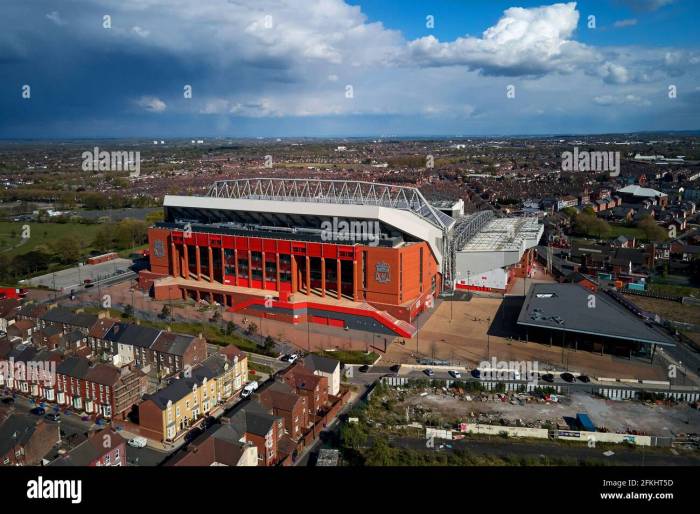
(555, 430, 652, 446)
(426, 428, 453, 440)
(459, 424, 549, 439)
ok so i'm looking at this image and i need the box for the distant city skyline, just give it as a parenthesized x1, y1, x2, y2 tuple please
(1, 0, 698, 138)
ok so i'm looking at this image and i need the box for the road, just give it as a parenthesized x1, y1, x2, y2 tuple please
(391, 435, 700, 466)
(4, 394, 94, 439)
(353, 363, 700, 396)
(206, 342, 291, 374)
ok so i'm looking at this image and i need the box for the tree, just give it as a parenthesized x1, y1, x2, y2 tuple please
(123, 304, 134, 318)
(245, 322, 258, 336)
(225, 321, 237, 335)
(159, 305, 171, 319)
(93, 224, 115, 253)
(364, 437, 396, 466)
(263, 335, 275, 352)
(339, 422, 367, 450)
(637, 216, 667, 242)
(49, 235, 82, 264)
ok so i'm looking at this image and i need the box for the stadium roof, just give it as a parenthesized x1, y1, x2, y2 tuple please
(205, 178, 455, 230)
(517, 283, 676, 347)
(165, 178, 452, 265)
(460, 217, 542, 253)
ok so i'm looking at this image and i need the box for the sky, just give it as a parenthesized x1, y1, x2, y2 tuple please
(0, 0, 698, 139)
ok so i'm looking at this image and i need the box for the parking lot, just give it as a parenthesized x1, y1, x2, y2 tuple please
(21, 257, 134, 291)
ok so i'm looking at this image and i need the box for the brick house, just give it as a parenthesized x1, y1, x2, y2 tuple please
(55, 356, 146, 419)
(138, 352, 245, 441)
(278, 362, 329, 416)
(165, 423, 258, 466)
(256, 381, 308, 441)
(39, 307, 98, 335)
(49, 429, 126, 467)
(0, 411, 60, 466)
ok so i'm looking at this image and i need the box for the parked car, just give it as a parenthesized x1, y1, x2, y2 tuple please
(541, 373, 555, 383)
(471, 369, 481, 379)
(128, 437, 148, 448)
(448, 370, 462, 379)
(578, 375, 591, 383)
(389, 364, 401, 373)
(30, 407, 46, 416)
(45, 413, 61, 422)
(1, 397, 14, 404)
(358, 365, 370, 373)
(560, 372, 575, 383)
(423, 369, 434, 377)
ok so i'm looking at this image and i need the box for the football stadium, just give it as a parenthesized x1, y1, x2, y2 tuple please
(139, 178, 542, 336)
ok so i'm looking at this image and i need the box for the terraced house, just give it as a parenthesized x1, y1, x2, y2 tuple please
(94, 322, 207, 377)
(138, 349, 248, 441)
(54, 356, 147, 419)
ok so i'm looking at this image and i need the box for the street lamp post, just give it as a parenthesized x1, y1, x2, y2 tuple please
(486, 317, 491, 357)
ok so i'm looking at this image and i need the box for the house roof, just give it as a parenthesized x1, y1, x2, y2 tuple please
(48, 429, 125, 466)
(618, 185, 667, 198)
(41, 308, 97, 328)
(257, 381, 303, 412)
(227, 402, 279, 438)
(165, 423, 250, 467)
(302, 354, 340, 374)
(105, 323, 161, 348)
(56, 356, 92, 379)
(85, 364, 122, 386)
(88, 318, 119, 339)
(0, 414, 43, 460)
(151, 331, 197, 356)
(143, 362, 219, 409)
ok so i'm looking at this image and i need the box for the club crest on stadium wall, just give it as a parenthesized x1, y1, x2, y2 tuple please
(154, 239, 165, 258)
(375, 262, 390, 283)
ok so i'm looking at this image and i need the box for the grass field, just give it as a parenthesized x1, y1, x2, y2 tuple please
(648, 282, 700, 298)
(314, 349, 379, 365)
(607, 224, 647, 241)
(0, 221, 101, 258)
(627, 296, 700, 325)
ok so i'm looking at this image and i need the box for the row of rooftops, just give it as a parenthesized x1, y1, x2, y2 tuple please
(9, 304, 202, 358)
(0, 338, 140, 388)
(144, 352, 241, 410)
(165, 360, 338, 466)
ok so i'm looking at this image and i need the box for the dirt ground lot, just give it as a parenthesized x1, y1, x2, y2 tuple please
(386, 296, 669, 381)
(628, 295, 700, 325)
(404, 391, 700, 438)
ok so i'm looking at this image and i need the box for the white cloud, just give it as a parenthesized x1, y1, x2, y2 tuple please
(132, 26, 150, 38)
(598, 61, 631, 84)
(404, 2, 599, 77)
(593, 94, 651, 106)
(619, 0, 674, 12)
(613, 18, 638, 28)
(135, 96, 167, 112)
(46, 11, 66, 26)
